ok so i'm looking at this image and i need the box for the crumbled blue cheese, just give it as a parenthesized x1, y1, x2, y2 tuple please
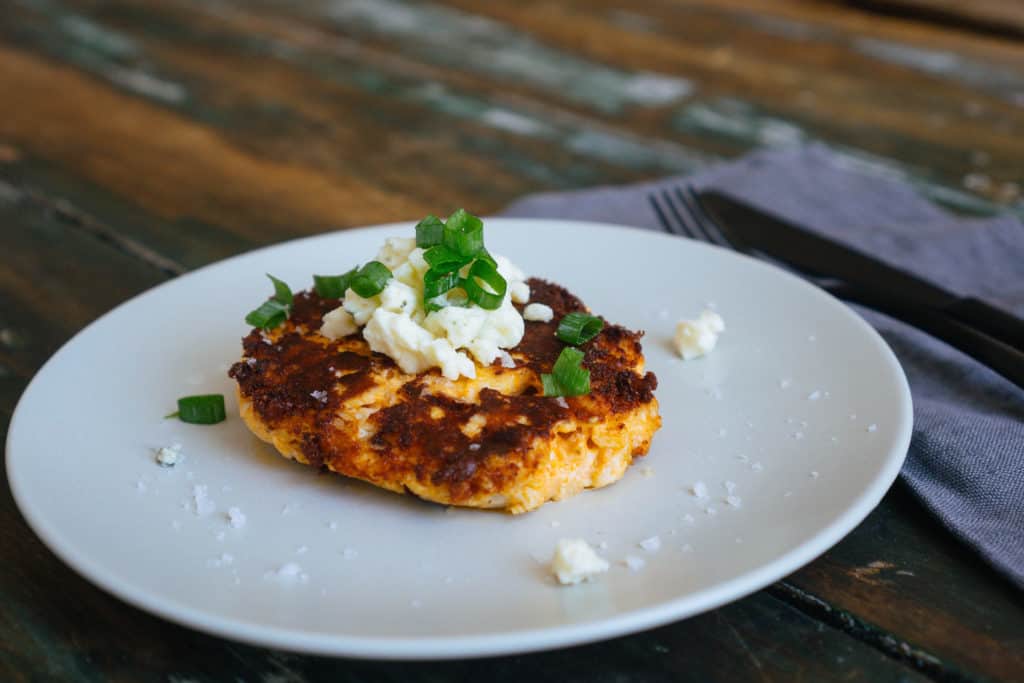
(320, 307, 357, 339)
(523, 302, 554, 322)
(674, 309, 725, 360)
(320, 237, 529, 380)
(551, 538, 610, 585)
(155, 444, 182, 467)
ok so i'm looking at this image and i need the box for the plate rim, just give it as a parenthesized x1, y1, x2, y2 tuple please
(6, 217, 913, 659)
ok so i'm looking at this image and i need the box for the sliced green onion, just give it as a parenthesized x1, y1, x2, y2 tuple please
(477, 248, 498, 269)
(245, 299, 289, 329)
(313, 267, 357, 299)
(556, 312, 604, 345)
(424, 267, 461, 299)
(415, 215, 445, 248)
(349, 261, 393, 298)
(461, 258, 507, 310)
(443, 209, 484, 258)
(167, 394, 226, 424)
(423, 245, 470, 272)
(541, 347, 590, 397)
(267, 274, 293, 306)
(245, 273, 293, 330)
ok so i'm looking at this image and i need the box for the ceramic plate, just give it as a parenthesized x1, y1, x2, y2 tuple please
(7, 219, 912, 659)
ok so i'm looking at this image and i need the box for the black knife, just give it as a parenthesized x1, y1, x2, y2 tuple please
(696, 190, 1024, 389)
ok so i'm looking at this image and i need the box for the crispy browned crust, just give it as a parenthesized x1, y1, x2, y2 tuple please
(228, 278, 660, 513)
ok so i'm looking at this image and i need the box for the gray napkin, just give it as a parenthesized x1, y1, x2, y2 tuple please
(502, 144, 1024, 589)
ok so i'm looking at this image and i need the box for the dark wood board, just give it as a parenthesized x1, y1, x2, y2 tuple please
(1, 0, 1022, 679)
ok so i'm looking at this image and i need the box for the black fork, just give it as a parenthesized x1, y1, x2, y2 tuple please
(650, 184, 845, 290)
(649, 184, 733, 248)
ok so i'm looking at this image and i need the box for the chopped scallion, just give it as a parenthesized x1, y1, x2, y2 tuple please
(541, 347, 590, 397)
(245, 274, 294, 330)
(415, 215, 445, 248)
(462, 258, 507, 310)
(167, 394, 226, 425)
(313, 268, 357, 299)
(267, 274, 293, 306)
(443, 209, 484, 258)
(423, 245, 470, 271)
(556, 312, 604, 345)
(349, 261, 393, 298)
(245, 300, 289, 329)
(424, 268, 461, 299)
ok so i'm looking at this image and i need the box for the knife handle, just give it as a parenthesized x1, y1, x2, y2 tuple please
(944, 297, 1024, 352)
(831, 285, 1024, 391)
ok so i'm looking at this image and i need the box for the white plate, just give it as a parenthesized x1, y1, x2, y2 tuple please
(7, 219, 912, 659)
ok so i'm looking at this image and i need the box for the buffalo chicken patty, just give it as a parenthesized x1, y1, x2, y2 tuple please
(228, 278, 660, 514)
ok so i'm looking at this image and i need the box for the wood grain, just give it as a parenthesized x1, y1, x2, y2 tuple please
(847, 0, 1024, 39)
(1, 0, 1022, 679)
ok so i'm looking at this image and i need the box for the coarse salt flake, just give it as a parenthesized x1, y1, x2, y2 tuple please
(192, 485, 215, 516)
(639, 536, 661, 552)
(623, 556, 646, 572)
(266, 562, 306, 581)
(227, 507, 246, 529)
(691, 481, 709, 499)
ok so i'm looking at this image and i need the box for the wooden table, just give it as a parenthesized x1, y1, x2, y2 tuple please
(2, 1, 1022, 680)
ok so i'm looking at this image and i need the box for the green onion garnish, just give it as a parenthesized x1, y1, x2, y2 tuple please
(442, 209, 484, 259)
(349, 261, 393, 298)
(541, 347, 591, 397)
(556, 312, 604, 345)
(462, 258, 507, 310)
(313, 268, 356, 299)
(414, 209, 505, 312)
(166, 394, 226, 424)
(415, 215, 445, 248)
(268, 274, 293, 306)
(424, 268, 461, 300)
(423, 245, 469, 271)
(245, 273, 293, 330)
(245, 300, 289, 330)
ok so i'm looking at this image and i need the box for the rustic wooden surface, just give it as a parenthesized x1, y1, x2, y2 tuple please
(2, 0, 1022, 680)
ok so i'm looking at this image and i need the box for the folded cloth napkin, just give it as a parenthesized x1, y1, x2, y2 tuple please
(502, 144, 1024, 589)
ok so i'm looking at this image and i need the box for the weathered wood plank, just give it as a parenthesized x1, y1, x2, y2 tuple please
(2, 0, 1022, 679)
(0, 44, 426, 239)
(846, 0, 1024, 40)
(2, 0, 1020, 226)
(786, 483, 1024, 681)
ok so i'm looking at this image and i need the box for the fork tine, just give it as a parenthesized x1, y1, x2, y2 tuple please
(674, 185, 732, 249)
(647, 192, 679, 236)
(659, 188, 701, 239)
